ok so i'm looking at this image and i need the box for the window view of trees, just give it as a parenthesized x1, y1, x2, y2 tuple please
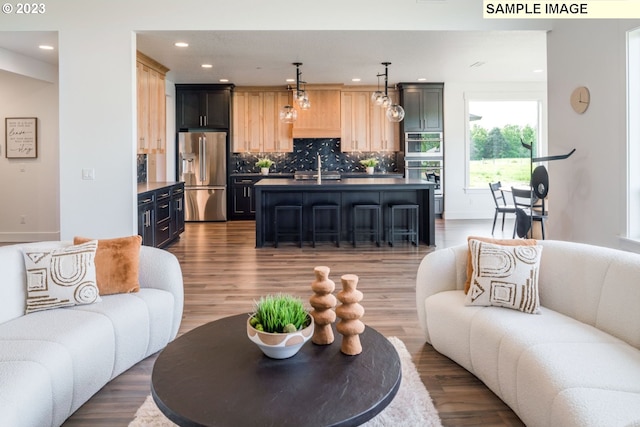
(468, 100, 539, 188)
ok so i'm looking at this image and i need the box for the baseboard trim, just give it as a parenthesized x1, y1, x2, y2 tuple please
(0, 231, 61, 243)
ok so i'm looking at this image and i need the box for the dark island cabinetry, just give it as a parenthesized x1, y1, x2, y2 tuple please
(398, 83, 443, 132)
(137, 182, 185, 248)
(254, 178, 436, 248)
(176, 84, 233, 130)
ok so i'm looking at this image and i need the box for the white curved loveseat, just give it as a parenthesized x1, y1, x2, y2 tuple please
(416, 240, 640, 427)
(0, 241, 184, 427)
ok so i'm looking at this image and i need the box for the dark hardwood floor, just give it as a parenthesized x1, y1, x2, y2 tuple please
(62, 218, 525, 427)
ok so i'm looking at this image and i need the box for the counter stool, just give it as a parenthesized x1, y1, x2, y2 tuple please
(352, 204, 381, 247)
(388, 204, 419, 246)
(274, 205, 303, 248)
(312, 204, 341, 247)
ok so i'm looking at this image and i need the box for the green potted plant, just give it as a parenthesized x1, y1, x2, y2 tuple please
(255, 158, 275, 175)
(247, 293, 314, 359)
(359, 158, 379, 174)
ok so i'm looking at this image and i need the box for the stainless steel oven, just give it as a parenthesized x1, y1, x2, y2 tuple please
(404, 132, 443, 157)
(404, 158, 443, 196)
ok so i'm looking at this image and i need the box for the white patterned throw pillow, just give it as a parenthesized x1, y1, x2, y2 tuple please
(23, 240, 100, 314)
(465, 239, 543, 314)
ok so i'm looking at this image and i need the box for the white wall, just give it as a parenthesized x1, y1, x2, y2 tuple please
(546, 20, 640, 248)
(0, 0, 553, 241)
(0, 68, 59, 241)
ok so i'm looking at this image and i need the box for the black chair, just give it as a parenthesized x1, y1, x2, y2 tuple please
(274, 205, 303, 248)
(352, 204, 381, 247)
(312, 204, 341, 248)
(489, 182, 517, 235)
(388, 204, 419, 246)
(511, 187, 547, 239)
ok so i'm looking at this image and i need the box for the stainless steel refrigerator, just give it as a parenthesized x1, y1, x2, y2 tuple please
(178, 131, 227, 221)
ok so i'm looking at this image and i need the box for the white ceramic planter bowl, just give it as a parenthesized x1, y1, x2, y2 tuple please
(247, 315, 314, 359)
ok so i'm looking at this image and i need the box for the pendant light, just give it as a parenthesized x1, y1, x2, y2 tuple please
(374, 62, 405, 122)
(280, 63, 310, 122)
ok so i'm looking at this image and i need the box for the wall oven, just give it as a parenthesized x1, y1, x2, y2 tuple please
(404, 132, 443, 157)
(404, 158, 443, 196)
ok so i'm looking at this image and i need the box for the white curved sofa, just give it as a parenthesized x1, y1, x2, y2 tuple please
(416, 240, 640, 427)
(0, 241, 184, 427)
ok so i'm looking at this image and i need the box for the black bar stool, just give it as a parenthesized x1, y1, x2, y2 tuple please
(388, 204, 419, 246)
(352, 204, 381, 247)
(274, 205, 303, 248)
(312, 204, 341, 247)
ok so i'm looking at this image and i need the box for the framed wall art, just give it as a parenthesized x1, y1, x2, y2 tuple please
(5, 117, 37, 158)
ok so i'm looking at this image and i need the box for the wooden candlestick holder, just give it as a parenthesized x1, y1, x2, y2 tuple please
(335, 274, 365, 355)
(309, 266, 337, 345)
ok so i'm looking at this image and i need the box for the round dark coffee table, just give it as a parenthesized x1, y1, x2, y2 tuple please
(151, 314, 401, 427)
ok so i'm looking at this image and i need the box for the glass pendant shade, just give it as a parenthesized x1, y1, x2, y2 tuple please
(293, 90, 306, 103)
(279, 105, 297, 123)
(299, 96, 311, 110)
(371, 90, 384, 105)
(386, 104, 405, 122)
(380, 95, 392, 108)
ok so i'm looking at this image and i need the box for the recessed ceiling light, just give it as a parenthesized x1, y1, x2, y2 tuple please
(417, 77, 427, 81)
(201, 64, 213, 69)
(38, 45, 54, 50)
(286, 78, 295, 83)
(352, 78, 361, 82)
(174, 42, 189, 47)
(219, 79, 229, 83)
(533, 69, 544, 73)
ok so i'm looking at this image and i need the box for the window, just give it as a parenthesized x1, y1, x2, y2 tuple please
(627, 29, 640, 241)
(466, 98, 542, 189)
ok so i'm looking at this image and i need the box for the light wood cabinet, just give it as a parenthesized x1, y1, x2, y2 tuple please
(136, 52, 168, 154)
(369, 93, 400, 152)
(341, 91, 370, 152)
(232, 89, 293, 153)
(292, 85, 342, 139)
(340, 88, 399, 152)
(263, 91, 293, 152)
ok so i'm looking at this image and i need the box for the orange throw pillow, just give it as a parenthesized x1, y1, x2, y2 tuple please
(464, 236, 537, 294)
(73, 235, 142, 295)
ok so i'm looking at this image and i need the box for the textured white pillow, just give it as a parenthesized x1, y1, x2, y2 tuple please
(23, 240, 100, 314)
(465, 239, 543, 314)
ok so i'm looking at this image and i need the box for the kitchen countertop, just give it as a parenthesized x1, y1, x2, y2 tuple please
(137, 181, 182, 194)
(254, 177, 433, 188)
(231, 172, 403, 178)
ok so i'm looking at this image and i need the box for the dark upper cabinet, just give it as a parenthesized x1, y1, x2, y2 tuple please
(398, 83, 444, 132)
(176, 84, 234, 130)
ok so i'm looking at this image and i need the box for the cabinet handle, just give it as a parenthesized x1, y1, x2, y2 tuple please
(161, 226, 169, 232)
(204, 116, 207, 127)
(144, 210, 151, 227)
(160, 204, 169, 208)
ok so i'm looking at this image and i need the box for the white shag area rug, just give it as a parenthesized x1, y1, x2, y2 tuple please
(129, 336, 442, 427)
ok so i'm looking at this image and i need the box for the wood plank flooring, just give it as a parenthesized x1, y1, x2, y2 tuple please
(62, 218, 525, 427)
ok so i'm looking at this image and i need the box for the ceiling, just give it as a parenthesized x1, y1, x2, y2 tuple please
(0, 30, 547, 86)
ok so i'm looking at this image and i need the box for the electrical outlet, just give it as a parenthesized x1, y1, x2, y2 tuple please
(20, 215, 26, 224)
(82, 168, 95, 180)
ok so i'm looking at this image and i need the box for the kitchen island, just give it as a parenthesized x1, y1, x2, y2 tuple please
(254, 178, 436, 247)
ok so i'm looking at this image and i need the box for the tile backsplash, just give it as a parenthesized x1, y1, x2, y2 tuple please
(231, 139, 398, 173)
(137, 154, 147, 183)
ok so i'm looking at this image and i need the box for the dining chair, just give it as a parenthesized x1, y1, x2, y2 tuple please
(511, 186, 548, 239)
(489, 182, 517, 235)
